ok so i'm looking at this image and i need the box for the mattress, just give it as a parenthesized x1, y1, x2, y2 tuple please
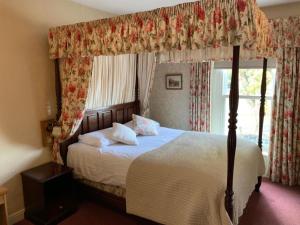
(67, 127, 184, 188)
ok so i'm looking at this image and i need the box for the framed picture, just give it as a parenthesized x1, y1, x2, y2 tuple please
(165, 74, 183, 90)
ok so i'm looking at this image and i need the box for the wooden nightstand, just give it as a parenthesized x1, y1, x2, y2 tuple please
(0, 187, 8, 225)
(21, 162, 77, 225)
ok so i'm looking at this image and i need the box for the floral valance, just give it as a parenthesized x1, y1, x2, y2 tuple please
(48, 0, 272, 59)
(158, 16, 300, 63)
(270, 16, 300, 50)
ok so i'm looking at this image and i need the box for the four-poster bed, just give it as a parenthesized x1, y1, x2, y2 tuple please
(49, 0, 272, 224)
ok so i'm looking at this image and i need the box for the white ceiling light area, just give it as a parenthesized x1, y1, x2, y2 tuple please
(71, 0, 300, 15)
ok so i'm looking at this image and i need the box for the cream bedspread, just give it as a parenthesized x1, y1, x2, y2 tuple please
(126, 132, 265, 225)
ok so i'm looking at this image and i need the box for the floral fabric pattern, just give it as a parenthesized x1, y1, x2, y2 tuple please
(52, 57, 93, 162)
(270, 17, 300, 51)
(48, 0, 271, 60)
(189, 62, 211, 132)
(269, 47, 300, 186)
(268, 16, 300, 186)
(79, 178, 126, 198)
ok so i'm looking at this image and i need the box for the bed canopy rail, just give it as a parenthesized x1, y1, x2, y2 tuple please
(49, 0, 273, 222)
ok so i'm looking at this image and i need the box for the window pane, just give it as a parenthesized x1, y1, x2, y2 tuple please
(224, 98, 272, 154)
(222, 69, 276, 97)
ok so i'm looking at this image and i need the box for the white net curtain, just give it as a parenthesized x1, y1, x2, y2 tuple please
(86, 54, 137, 109)
(137, 53, 156, 116)
(86, 53, 157, 117)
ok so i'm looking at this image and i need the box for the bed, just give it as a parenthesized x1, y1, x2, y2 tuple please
(59, 101, 265, 225)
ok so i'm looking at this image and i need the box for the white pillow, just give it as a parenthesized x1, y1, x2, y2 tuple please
(132, 114, 160, 136)
(78, 128, 117, 148)
(110, 123, 138, 145)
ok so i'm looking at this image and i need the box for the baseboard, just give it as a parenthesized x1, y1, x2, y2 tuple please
(8, 209, 24, 225)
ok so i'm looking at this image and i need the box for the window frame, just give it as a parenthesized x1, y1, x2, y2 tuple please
(211, 60, 277, 155)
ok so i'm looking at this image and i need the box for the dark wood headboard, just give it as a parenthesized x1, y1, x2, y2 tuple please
(60, 101, 140, 165)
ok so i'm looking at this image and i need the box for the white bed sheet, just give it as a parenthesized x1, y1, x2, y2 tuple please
(67, 127, 184, 188)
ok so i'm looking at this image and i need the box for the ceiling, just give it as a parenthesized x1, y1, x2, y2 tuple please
(71, 0, 300, 15)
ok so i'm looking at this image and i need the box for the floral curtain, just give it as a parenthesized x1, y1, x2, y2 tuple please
(268, 17, 300, 186)
(189, 62, 212, 132)
(48, 0, 271, 60)
(269, 47, 300, 186)
(52, 57, 93, 162)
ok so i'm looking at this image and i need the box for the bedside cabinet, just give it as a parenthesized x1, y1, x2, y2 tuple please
(21, 162, 77, 225)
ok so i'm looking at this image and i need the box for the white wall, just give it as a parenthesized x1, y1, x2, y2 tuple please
(261, 2, 300, 18)
(150, 63, 190, 130)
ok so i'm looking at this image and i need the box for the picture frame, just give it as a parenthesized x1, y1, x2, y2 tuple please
(165, 74, 183, 90)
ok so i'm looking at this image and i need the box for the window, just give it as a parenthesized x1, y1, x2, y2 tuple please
(211, 61, 276, 155)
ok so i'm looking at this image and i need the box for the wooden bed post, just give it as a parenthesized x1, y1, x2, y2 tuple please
(54, 59, 62, 121)
(255, 57, 268, 192)
(135, 54, 139, 102)
(225, 46, 240, 221)
(258, 58, 268, 149)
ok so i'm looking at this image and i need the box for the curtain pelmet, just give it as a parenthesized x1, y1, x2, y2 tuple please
(48, 0, 271, 60)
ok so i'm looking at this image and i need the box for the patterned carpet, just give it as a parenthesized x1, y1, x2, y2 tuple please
(16, 179, 300, 225)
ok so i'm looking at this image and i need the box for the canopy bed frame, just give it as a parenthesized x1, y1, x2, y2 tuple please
(55, 53, 268, 222)
(49, 0, 272, 222)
